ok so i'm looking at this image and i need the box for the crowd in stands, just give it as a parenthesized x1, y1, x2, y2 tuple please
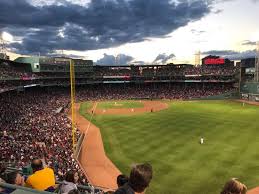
(0, 81, 18, 93)
(0, 63, 24, 79)
(0, 63, 37, 79)
(0, 61, 238, 80)
(94, 68, 131, 77)
(0, 89, 87, 186)
(200, 65, 237, 75)
(93, 65, 238, 77)
(75, 83, 234, 101)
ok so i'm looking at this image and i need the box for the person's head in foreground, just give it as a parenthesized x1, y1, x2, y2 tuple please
(31, 158, 44, 173)
(4, 171, 24, 186)
(3, 171, 24, 194)
(117, 174, 129, 187)
(129, 163, 153, 193)
(105, 191, 115, 194)
(220, 178, 247, 194)
(68, 189, 80, 194)
(65, 170, 79, 184)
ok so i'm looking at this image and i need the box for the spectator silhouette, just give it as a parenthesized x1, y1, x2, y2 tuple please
(220, 178, 247, 194)
(114, 163, 152, 194)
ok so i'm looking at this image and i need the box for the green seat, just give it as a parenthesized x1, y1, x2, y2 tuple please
(22, 166, 33, 176)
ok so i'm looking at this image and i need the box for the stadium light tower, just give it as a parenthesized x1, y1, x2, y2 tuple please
(254, 41, 259, 82)
(115, 54, 120, 65)
(195, 50, 201, 66)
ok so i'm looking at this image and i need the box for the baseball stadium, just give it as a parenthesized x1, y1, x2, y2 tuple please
(0, 52, 259, 194)
(1, 0, 259, 194)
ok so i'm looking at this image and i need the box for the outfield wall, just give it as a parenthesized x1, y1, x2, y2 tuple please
(240, 82, 259, 102)
(241, 82, 259, 94)
(191, 91, 239, 100)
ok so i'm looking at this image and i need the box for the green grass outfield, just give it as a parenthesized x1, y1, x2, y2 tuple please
(97, 100, 144, 109)
(80, 100, 259, 194)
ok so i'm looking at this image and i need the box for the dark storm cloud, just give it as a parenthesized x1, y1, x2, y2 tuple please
(45, 52, 85, 59)
(96, 53, 134, 65)
(213, 9, 223, 14)
(202, 49, 256, 60)
(242, 40, 257, 46)
(202, 50, 239, 56)
(0, 0, 213, 54)
(191, 29, 206, 35)
(153, 53, 175, 64)
(132, 61, 146, 65)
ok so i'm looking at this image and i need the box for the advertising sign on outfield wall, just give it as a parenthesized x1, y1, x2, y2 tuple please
(204, 58, 225, 65)
(242, 93, 249, 99)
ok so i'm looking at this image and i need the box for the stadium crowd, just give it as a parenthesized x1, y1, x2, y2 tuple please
(76, 83, 234, 101)
(0, 81, 17, 93)
(0, 89, 91, 191)
(93, 65, 238, 77)
(0, 61, 238, 80)
(0, 63, 24, 79)
(0, 62, 37, 79)
(183, 65, 237, 76)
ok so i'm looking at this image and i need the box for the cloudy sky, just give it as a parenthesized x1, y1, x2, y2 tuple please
(0, 0, 259, 64)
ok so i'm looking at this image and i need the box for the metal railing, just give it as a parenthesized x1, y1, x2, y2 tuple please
(0, 182, 53, 194)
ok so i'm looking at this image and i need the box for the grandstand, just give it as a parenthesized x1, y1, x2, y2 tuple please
(0, 55, 238, 95)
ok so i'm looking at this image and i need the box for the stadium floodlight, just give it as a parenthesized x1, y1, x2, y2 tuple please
(255, 41, 259, 82)
(195, 50, 201, 66)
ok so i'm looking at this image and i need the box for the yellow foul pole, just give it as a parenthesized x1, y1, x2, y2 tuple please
(70, 59, 76, 153)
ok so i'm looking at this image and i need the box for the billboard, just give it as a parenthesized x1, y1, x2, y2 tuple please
(204, 58, 225, 65)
